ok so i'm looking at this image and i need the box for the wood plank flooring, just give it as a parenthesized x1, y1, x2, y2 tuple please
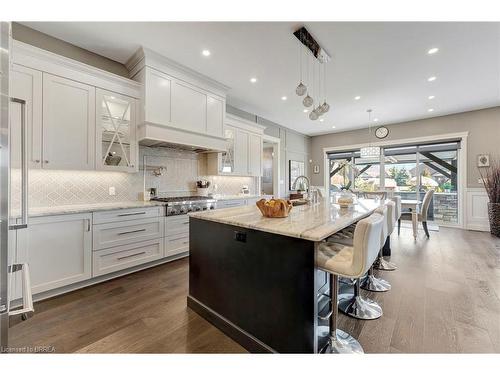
(8, 226, 500, 353)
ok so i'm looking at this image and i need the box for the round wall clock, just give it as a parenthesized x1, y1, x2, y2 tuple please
(375, 126, 389, 139)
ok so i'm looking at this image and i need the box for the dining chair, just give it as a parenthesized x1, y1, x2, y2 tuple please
(398, 189, 435, 238)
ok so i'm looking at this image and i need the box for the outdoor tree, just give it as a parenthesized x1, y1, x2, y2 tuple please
(388, 166, 410, 186)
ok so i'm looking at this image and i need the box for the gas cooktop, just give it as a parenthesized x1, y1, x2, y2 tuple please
(151, 196, 216, 216)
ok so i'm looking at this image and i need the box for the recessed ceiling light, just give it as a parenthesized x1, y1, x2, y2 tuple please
(303, 109, 309, 113)
(319, 118, 324, 122)
(428, 76, 437, 82)
(354, 96, 361, 100)
(332, 125, 336, 129)
(428, 95, 435, 100)
(281, 96, 287, 101)
(201, 49, 211, 57)
(427, 47, 439, 55)
(373, 118, 379, 122)
(428, 108, 434, 112)
(250, 77, 257, 83)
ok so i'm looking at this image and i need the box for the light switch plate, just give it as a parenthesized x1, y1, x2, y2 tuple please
(109, 186, 116, 196)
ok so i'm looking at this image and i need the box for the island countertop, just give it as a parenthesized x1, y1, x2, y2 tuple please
(189, 198, 385, 242)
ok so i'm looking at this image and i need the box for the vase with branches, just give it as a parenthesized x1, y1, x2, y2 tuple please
(478, 159, 500, 237)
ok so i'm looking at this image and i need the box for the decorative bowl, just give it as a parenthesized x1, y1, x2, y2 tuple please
(256, 199, 293, 218)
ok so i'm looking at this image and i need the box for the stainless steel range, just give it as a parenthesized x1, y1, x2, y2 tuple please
(151, 196, 216, 216)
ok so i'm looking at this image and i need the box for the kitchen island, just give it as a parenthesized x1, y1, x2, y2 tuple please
(187, 198, 384, 353)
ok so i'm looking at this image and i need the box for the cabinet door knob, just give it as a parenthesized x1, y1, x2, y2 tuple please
(44, 160, 49, 164)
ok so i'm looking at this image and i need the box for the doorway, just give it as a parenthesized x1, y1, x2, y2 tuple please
(261, 135, 281, 198)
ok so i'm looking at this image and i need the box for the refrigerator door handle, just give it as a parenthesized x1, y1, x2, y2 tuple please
(7, 263, 34, 318)
(9, 97, 28, 231)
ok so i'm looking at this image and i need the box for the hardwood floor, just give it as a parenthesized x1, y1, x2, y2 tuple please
(8, 227, 500, 353)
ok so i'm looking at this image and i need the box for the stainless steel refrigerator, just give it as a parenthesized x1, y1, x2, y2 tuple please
(0, 20, 11, 352)
(0, 21, 32, 352)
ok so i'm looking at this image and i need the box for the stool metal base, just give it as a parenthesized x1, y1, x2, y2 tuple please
(360, 274, 391, 292)
(373, 257, 397, 271)
(338, 294, 383, 320)
(318, 327, 364, 354)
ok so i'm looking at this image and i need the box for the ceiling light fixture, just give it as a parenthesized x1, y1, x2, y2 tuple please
(303, 109, 309, 113)
(250, 77, 257, 83)
(281, 96, 287, 101)
(293, 26, 331, 121)
(354, 96, 361, 100)
(373, 118, 379, 122)
(201, 50, 211, 57)
(332, 126, 336, 129)
(360, 109, 381, 159)
(319, 118, 324, 122)
(427, 47, 439, 55)
(428, 95, 435, 100)
(428, 76, 437, 82)
(428, 108, 434, 112)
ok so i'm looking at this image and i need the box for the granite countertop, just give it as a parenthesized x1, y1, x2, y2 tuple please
(11, 201, 167, 219)
(189, 198, 385, 242)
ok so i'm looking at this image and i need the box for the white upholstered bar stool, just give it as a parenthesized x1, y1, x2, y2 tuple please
(316, 213, 384, 353)
(360, 205, 392, 292)
(373, 200, 397, 271)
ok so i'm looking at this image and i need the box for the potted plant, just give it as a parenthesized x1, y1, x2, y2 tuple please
(478, 160, 500, 237)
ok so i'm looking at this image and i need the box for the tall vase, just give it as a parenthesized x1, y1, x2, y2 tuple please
(488, 202, 500, 237)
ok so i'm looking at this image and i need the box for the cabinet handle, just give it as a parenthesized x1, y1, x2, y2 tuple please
(117, 211, 146, 217)
(169, 236, 188, 242)
(117, 228, 146, 236)
(9, 98, 28, 231)
(85, 219, 91, 232)
(117, 251, 146, 261)
(44, 160, 49, 164)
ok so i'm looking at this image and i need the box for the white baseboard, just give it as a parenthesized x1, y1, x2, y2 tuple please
(466, 188, 490, 232)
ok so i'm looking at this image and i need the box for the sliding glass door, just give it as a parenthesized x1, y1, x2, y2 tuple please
(328, 141, 460, 226)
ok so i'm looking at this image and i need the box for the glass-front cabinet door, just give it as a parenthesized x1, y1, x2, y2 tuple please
(220, 126, 235, 174)
(96, 89, 137, 172)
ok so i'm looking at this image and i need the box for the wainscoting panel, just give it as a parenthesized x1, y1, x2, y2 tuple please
(466, 188, 490, 232)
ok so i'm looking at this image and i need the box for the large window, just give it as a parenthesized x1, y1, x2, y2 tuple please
(328, 141, 460, 225)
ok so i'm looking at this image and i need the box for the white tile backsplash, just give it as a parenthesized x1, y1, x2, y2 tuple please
(13, 146, 258, 208)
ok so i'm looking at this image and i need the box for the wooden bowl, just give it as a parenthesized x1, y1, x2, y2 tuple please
(256, 199, 293, 218)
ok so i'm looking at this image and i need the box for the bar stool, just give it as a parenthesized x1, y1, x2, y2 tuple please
(316, 212, 384, 353)
(373, 200, 397, 271)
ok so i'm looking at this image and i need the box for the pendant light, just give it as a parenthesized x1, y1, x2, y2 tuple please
(295, 37, 307, 96)
(360, 109, 381, 158)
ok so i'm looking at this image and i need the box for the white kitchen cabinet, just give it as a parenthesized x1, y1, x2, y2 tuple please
(143, 67, 171, 125)
(10, 64, 42, 169)
(206, 95, 224, 135)
(235, 130, 249, 175)
(249, 133, 262, 177)
(96, 88, 138, 172)
(42, 73, 96, 170)
(171, 81, 207, 134)
(16, 214, 92, 295)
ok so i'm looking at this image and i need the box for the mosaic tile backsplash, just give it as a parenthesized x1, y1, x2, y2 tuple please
(11, 146, 258, 208)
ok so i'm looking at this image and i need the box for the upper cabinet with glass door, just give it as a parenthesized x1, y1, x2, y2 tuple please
(96, 89, 138, 172)
(220, 126, 235, 174)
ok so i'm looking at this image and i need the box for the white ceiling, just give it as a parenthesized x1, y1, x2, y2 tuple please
(22, 22, 500, 136)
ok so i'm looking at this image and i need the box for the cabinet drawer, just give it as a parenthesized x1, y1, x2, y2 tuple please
(217, 199, 246, 209)
(93, 206, 162, 224)
(93, 217, 164, 250)
(165, 233, 189, 258)
(93, 239, 163, 277)
(166, 215, 190, 236)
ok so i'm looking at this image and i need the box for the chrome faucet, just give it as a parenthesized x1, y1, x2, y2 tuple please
(292, 175, 310, 193)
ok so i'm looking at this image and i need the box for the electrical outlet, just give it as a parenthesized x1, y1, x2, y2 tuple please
(109, 186, 116, 196)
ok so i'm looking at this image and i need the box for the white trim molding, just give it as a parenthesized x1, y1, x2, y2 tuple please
(12, 41, 141, 98)
(466, 187, 490, 232)
(323, 131, 469, 228)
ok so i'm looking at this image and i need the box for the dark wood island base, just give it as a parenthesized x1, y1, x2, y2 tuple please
(187, 218, 330, 353)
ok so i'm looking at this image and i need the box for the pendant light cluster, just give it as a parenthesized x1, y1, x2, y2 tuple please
(360, 109, 381, 158)
(293, 26, 331, 122)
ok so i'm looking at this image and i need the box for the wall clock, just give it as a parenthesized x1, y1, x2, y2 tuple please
(375, 126, 389, 139)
